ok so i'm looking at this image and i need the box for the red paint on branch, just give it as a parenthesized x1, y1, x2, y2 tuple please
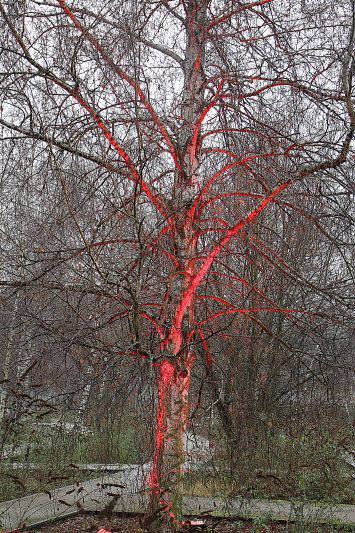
(199, 307, 305, 326)
(198, 326, 212, 367)
(207, 0, 273, 31)
(250, 235, 296, 272)
(57, 0, 183, 179)
(72, 93, 170, 222)
(198, 191, 264, 213)
(171, 181, 291, 352)
(208, 271, 286, 309)
(188, 150, 287, 221)
(190, 79, 226, 157)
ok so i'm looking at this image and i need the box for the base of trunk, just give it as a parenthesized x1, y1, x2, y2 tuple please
(147, 356, 194, 530)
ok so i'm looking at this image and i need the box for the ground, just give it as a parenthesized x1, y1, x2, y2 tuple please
(18, 513, 352, 532)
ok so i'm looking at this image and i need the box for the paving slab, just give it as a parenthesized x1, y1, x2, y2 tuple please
(5, 462, 144, 473)
(1, 445, 29, 460)
(0, 466, 148, 531)
(183, 495, 355, 526)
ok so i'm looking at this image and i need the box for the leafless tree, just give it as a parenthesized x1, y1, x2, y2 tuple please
(0, 0, 354, 529)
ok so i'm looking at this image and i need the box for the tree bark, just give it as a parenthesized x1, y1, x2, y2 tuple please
(147, 2, 208, 528)
(0, 296, 19, 423)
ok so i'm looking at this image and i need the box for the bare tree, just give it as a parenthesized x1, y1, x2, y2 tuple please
(0, 0, 354, 529)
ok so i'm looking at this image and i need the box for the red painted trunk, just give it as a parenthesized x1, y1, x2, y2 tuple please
(148, 354, 194, 527)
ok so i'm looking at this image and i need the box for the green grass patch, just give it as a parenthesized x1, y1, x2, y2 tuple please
(0, 415, 145, 502)
(182, 419, 354, 506)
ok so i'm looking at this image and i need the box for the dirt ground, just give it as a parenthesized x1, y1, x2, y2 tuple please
(19, 513, 346, 532)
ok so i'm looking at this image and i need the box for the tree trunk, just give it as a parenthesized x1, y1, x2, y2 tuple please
(0, 296, 19, 423)
(148, 357, 193, 529)
(147, 2, 207, 528)
(76, 363, 94, 429)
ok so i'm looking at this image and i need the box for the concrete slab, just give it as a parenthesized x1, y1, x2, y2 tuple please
(6, 463, 141, 473)
(183, 495, 355, 525)
(1, 445, 28, 460)
(0, 466, 149, 531)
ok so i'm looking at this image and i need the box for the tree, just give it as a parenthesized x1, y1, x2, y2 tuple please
(0, 0, 354, 530)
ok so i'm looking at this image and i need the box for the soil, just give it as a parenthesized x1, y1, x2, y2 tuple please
(18, 513, 344, 532)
